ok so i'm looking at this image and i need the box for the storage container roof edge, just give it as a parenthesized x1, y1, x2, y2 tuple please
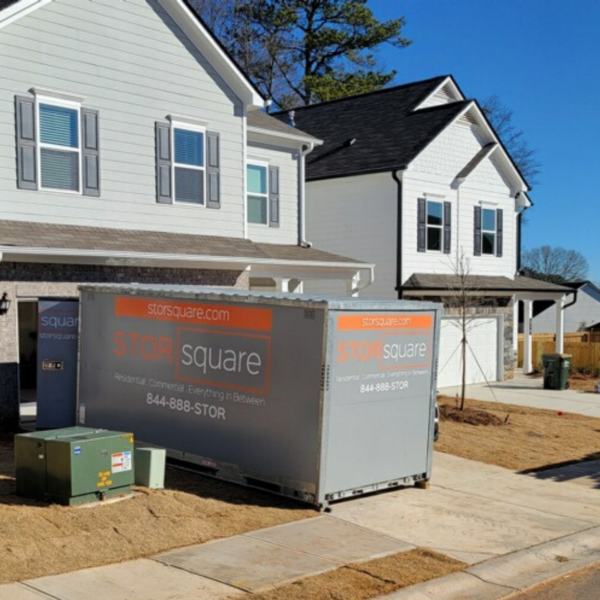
(78, 284, 443, 312)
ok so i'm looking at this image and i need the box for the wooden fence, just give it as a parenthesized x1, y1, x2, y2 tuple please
(517, 333, 600, 371)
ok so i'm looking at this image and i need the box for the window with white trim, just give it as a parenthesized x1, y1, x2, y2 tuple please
(481, 208, 496, 255)
(15, 91, 100, 196)
(247, 162, 268, 224)
(38, 101, 81, 192)
(426, 200, 443, 251)
(173, 126, 205, 204)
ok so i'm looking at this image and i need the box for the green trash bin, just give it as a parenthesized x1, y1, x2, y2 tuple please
(542, 353, 571, 390)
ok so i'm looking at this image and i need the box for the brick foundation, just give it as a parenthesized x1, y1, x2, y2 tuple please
(0, 262, 248, 431)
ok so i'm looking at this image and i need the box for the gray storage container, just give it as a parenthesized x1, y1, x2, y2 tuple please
(77, 285, 442, 508)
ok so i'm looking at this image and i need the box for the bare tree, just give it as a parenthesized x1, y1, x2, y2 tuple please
(522, 246, 589, 283)
(441, 253, 487, 410)
(481, 95, 541, 187)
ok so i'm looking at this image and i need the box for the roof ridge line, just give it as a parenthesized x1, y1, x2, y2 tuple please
(272, 75, 452, 115)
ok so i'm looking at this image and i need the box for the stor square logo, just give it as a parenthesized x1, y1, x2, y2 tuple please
(175, 327, 272, 394)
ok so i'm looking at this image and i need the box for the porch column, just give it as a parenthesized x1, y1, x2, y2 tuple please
(276, 278, 290, 293)
(555, 296, 565, 353)
(523, 299, 533, 374)
(513, 298, 519, 354)
(346, 272, 360, 297)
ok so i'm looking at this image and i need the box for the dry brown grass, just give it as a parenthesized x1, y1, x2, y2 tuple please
(236, 549, 465, 600)
(437, 396, 600, 471)
(0, 433, 313, 584)
(568, 373, 599, 392)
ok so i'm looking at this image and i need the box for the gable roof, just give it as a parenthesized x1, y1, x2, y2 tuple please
(0, 0, 264, 107)
(273, 76, 473, 181)
(273, 76, 529, 191)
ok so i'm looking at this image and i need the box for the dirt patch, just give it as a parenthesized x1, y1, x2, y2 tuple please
(439, 404, 505, 426)
(238, 549, 465, 600)
(0, 433, 314, 584)
(437, 396, 600, 471)
(526, 371, 598, 392)
(568, 372, 599, 392)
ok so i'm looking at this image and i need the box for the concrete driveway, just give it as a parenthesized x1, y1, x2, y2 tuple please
(439, 371, 600, 417)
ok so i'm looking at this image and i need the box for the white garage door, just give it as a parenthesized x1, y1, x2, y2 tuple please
(437, 316, 501, 388)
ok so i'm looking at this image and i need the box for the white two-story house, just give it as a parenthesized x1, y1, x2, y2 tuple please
(275, 76, 571, 387)
(0, 0, 371, 428)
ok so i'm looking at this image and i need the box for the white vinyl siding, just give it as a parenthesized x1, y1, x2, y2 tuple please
(305, 172, 397, 299)
(533, 286, 600, 333)
(403, 119, 516, 283)
(0, 0, 245, 236)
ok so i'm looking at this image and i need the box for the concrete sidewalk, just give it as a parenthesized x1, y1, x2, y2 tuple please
(440, 371, 600, 417)
(2, 451, 600, 600)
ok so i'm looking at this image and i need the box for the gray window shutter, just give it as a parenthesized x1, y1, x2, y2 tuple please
(155, 122, 172, 204)
(15, 95, 37, 190)
(206, 131, 220, 209)
(443, 201, 451, 254)
(474, 206, 482, 256)
(269, 166, 280, 227)
(496, 208, 503, 257)
(417, 197, 426, 252)
(82, 108, 100, 197)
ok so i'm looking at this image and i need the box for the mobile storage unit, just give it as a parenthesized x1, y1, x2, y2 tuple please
(78, 285, 442, 508)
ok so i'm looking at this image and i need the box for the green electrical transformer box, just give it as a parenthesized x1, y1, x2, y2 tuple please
(15, 427, 135, 505)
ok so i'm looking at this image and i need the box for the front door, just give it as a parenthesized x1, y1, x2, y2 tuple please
(36, 300, 79, 428)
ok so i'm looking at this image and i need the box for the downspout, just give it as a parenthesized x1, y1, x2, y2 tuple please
(563, 290, 578, 311)
(299, 143, 315, 247)
(454, 177, 466, 264)
(392, 170, 403, 299)
(516, 202, 531, 274)
(242, 107, 248, 239)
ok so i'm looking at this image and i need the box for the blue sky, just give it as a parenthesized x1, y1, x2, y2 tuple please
(369, 0, 600, 281)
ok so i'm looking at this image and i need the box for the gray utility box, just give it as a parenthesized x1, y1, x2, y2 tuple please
(135, 447, 166, 489)
(78, 285, 442, 508)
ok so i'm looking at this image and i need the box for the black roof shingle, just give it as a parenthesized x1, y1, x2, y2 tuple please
(247, 110, 318, 142)
(273, 76, 473, 181)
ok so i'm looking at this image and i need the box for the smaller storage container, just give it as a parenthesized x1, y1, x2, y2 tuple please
(135, 447, 166, 489)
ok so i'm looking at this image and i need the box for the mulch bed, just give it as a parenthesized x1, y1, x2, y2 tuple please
(439, 404, 505, 426)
